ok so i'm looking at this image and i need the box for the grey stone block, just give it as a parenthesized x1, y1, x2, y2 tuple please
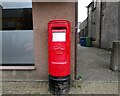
(118, 42, 120, 71)
(110, 41, 120, 71)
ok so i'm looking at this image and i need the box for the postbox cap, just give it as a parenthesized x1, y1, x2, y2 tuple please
(48, 19, 70, 24)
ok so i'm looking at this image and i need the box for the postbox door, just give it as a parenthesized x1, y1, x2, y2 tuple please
(49, 29, 69, 76)
(51, 29, 67, 63)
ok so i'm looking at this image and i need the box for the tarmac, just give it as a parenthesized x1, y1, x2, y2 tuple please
(1, 44, 119, 95)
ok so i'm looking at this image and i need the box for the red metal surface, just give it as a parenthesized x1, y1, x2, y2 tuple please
(48, 20, 71, 77)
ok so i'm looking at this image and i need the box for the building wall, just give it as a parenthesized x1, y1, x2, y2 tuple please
(80, 19, 87, 30)
(32, 2, 76, 80)
(119, 2, 120, 40)
(87, 3, 94, 38)
(79, 19, 87, 37)
(87, 1, 101, 47)
(91, 1, 101, 47)
(86, 1, 119, 50)
(101, 2, 119, 50)
(2, 2, 76, 81)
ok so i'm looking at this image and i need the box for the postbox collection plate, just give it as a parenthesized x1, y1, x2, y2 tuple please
(52, 32, 66, 42)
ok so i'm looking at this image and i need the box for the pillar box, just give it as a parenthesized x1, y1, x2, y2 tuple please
(48, 20, 71, 94)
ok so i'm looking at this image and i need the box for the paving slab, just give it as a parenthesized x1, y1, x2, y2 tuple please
(1, 81, 119, 95)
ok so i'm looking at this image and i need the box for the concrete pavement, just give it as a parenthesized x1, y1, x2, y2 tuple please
(77, 44, 118, 82)
(1, 45, 119, 95)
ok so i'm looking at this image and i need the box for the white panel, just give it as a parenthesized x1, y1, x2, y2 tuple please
(52, 32, 66, 42)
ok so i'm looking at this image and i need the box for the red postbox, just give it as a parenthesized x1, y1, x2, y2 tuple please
(48, 20, 71, 94)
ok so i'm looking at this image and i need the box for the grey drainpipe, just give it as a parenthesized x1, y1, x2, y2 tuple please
(74, 1, 78, 80)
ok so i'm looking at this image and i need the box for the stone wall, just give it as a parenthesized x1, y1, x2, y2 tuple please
(87, 3, 94, 38)
(118, 2, 120, 40)
(86, 1, 119, 50)
(101, 2, 119, 50)
(87, 1, 101, 47)
(79, 19, 87, 37)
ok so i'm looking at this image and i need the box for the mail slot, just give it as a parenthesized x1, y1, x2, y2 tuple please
(48, 20, 71, 94)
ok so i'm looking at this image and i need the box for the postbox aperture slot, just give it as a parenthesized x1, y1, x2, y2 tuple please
(52, 27, 66, 30)
(52, 29, 66, 42)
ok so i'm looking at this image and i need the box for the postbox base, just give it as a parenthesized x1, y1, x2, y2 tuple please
(49, 75, 70, 95)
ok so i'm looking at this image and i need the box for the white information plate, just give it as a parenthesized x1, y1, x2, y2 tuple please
(52, 32, 66, 42)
